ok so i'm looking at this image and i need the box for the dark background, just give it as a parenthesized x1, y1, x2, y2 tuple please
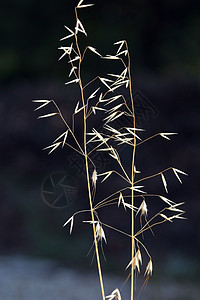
(0, 0, 199, 286)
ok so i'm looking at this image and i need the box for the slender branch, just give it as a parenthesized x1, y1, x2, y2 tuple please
(51, 100, 84, 155)
(83, 76, 100, 90)
(101, 222, 131, 238)
(94, 186, 131, 210)
(136, 133, 160, 146)
(135, 206, 169, 238)
(64, 142, 84, 155)
(135, 218, 171, 238)
(134, 167, 173, 185)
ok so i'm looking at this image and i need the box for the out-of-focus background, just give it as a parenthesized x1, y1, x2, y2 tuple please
(0, 0, 200, 299)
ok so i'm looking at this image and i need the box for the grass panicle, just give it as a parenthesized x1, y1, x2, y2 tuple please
(33, 1, 187, 299)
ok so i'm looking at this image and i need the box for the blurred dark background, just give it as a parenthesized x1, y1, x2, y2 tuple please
(0, 0, 200, 291)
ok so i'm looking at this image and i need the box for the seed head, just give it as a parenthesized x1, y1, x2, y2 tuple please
(137, 200, 148, 217)
(106, 288, 121, 300)
(92, 169, 98, 188)
(144, 259, 153, 277)
(136, 249, 142, 265)
(95, 222, 107, 243)
(126, 252, 141, 273)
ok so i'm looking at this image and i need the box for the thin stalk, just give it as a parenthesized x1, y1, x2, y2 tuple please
(74, 8, 105, 299)
(126, 41, 136, 300)
(84, 151, 105, 300)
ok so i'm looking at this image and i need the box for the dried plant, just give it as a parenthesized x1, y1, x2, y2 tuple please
(33, 1, 187, 299)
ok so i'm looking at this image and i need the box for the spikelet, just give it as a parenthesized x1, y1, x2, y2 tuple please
(172, 168, 188, 184)
(159, 195, 175, 206)
(161, 173, 168, 193)
(69, 66, 77, 77)
(106, 288, 121, 300)
(118, 192, 126, 210)
(38, 112, 58, 119)
(126, 253, 140, 273)
(60, 26, 74, 41)
(95, 222, 107, 243)
(75, 19, 87, 36)
(136, 249, 142, 265)
(130, 186, 146, 194)
(167, 202, 185, 213)
(98, 171, 113, 183)
(159, 132, 177, 140)
(43, 142, 61, 155)
(65, 78, 80, 85)
(136, 199, 148, 217)
(63, 216, 74, 234)
(88, 46, 101, 56)
(92, 169, 98, 188)
(53, 130, 69, 148)
(58, 44, 73, 60)
(114, 40, 125, 54)
(144, 259, 153, 276)
(33, 99, 51, 111)
(77, 0, 94, 8)
(68, 56, 80, 64)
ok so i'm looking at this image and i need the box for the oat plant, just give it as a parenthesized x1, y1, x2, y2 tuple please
(33, 1, 187, 299)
